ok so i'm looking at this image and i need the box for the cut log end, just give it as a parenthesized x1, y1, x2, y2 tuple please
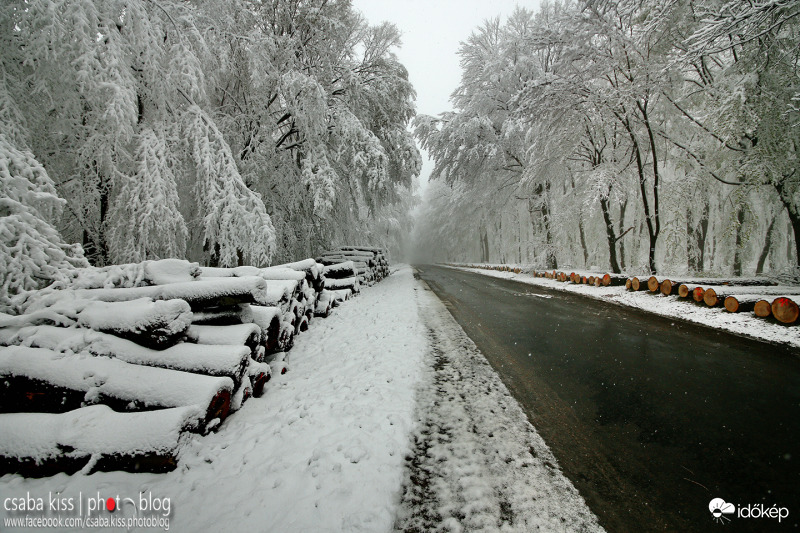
(692, 287, 705, 302)
(205, 389, 232, 428)
(251, 371, 269, 398)
(771, 297, 799, 324)
(647, 276, 659, 292)
(754, 299, 772, 318)
(660, 279, 677, 296)
(724, 296, 740, 313)
(678, 284, 690, 298)
(703, 288, 720, 307)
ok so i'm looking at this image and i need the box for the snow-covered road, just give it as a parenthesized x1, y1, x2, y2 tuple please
(1, 266, 601, 532)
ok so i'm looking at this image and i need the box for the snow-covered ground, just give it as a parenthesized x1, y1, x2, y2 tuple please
(449, 265, 800, 351)
(1, 265, 602, 532)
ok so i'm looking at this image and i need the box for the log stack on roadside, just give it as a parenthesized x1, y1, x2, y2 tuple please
(445, 262, 800, 326)
(317, 246, 389, 290)
(0, 251, 391, 476)
(623, 275, 800, 325)
(0, 259, 270, 474)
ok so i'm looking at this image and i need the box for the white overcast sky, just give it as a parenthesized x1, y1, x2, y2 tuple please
(351, 0, 541, 188)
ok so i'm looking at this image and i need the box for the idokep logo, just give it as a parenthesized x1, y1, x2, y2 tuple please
(709, 497, 790, 525)
(709, 498, 735, 524)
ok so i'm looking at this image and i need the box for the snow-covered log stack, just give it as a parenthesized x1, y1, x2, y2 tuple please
(337, 246, 390, 281)
(198, 259, 328, 343)
(317, 246, 390, 288)
(619, 275, 800, 324)
(0, 253, 388, 475)
(0, 257, 347, 476)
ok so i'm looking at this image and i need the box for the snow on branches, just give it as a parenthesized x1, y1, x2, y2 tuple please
(109, 127, 188, 262)
(0, 0, 420, 269)
(0, 134, 87, 311)
(183, 105, 276, 267)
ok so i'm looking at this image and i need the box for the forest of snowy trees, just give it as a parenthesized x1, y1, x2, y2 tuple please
(0, 0, 420, 309)
(413, 0, 800, 277)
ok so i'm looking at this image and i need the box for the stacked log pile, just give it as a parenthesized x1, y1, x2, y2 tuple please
(448, 263, 800, 326)
(0, 251, 389, 476)
(317, 246, 390, 292)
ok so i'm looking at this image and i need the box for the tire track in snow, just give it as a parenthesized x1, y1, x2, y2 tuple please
(395, 276, 604, 532)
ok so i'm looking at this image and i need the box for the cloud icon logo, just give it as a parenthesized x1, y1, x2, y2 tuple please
(709, 498, 736, 524)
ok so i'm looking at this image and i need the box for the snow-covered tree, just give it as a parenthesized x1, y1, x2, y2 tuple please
(183, 105, 276, 267)
(0, 134, 87, 311)
(108, 126, 188, 262)
(0, 0, 420, 274)
(415, 0, 799, 276)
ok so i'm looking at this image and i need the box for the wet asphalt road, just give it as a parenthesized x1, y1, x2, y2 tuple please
(414, 265, 800, 532)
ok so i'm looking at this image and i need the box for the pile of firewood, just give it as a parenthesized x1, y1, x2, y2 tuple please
(317, 246, 390, 293)
(0, 251, 388, 476)
(451, 263, 800, 325)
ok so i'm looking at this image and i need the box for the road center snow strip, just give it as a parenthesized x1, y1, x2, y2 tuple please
(396, 272, 604, 532)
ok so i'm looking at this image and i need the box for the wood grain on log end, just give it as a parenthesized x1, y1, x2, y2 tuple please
(660, 279, 676, 296)
(771, 297, 799, 324)
(754, 299, 772, 318)
(724, 296, 740, 313)
(692, 287, 705, 302)
(704, 288, 721, 307)
(647, 276, 660, 292)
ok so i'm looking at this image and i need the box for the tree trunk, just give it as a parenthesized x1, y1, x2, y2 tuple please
(733, 206, 746, 276)
(578, 216, 589, 267)
(687, 200, 709, 273)
(756, 215, 777, 274)
(774, 178, 800, 267)
(481, 224, 489, 263)
(600, 195, 621, 273)
(618, 200, 628, 270)
(620, 113, 658, 274)
(542, 182, 557, 269)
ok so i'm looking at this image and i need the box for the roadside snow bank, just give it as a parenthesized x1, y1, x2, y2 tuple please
(450, 266, 800, 350)
(0, 265, 428, 532)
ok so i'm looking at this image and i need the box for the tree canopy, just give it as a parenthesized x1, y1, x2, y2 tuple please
(415, 0, 800, 276)
(0, 0, 420, 307)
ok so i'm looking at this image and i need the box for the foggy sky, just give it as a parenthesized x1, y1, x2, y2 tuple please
(351, 0, 541, 189)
